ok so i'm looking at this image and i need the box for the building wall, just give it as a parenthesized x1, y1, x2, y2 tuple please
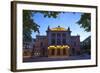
(47, 29, 80, 56)
(23, 42, 34, 58)
(70, 36, 80, 55)
(33, 35, 48, 57)
(25, 27, 80, 57)
(47, 31, 71, 46)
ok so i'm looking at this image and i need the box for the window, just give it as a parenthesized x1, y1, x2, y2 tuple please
(57, 49, 61, 55)
(23, 51, 28, 56)
(57, 33, 61, 38)
(62, 33, 66, 37)
(71, 48, 75, 55)
(62, 39, 66, 45)
(57, 39, 61, 45)
(51, 39, 56, 45)
(74, 42, 76, 46)
(40, 42, 43, 47)
(51, 49, 55, 55)
(63, 48, 66, 55)
(51, 33, 56, 37)
(24, 43, 29, 49)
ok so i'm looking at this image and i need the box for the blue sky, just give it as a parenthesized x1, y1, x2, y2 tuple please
(31, 12, 90, 41)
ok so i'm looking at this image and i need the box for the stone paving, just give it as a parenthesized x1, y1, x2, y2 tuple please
(23, 54, 91, 62)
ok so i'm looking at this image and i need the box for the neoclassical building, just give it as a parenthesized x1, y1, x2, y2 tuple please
(33, 26, 80, 57)
(31, 26, 80, 58)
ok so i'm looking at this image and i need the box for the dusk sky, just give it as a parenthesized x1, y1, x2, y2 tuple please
(31, 11, 90, 41)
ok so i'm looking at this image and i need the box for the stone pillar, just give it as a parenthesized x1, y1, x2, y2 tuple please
(48, 49, 51, 57)
(59, 49, 61, 56)
(60, 49, 63, 56)
(66, 48, 69, 56)
(55, 49, 57, 57)
(66, 48, 68, 56)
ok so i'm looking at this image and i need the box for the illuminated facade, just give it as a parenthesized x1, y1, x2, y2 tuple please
(32, 26, 80, 58)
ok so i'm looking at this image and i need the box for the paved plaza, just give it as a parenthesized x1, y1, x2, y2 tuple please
(23, 54, 90, 62)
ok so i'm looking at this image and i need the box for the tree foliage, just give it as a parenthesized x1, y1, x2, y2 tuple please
(23, 11, 91, 42)
(77, 13, 91, 32)
(23, 10, 61, 42)
(80, 36, 91, 55)
(23, 10, 40, 42)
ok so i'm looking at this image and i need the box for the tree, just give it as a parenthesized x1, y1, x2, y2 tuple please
(77, 13, 91, 32)
(80, 36, 91, 55)
(23, 10, 61, 42)
(23, 11, 91, 42)
(23, 10, 40, 42)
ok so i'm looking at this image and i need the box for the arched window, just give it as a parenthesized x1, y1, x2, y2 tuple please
(51, 49, 55, 55)
(57, 49, 61, 55)
(63, 48, 66, 55)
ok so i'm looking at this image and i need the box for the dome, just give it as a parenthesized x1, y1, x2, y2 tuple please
(50, 26, 68, 31)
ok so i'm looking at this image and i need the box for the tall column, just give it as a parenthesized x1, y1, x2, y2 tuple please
(66, 48, 69, 56)
(60, 49, 63, 56)
(48, 49, 51, 57)
(67, 49, 69, 56)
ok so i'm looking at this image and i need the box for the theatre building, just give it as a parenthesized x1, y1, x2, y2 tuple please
(31, 26, 80, 58)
